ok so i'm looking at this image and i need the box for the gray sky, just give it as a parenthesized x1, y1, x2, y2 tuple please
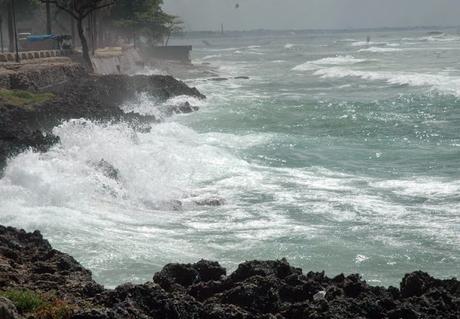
(163, 0, 460, 31)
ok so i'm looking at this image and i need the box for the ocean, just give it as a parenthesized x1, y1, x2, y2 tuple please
(0, 28, 459, 288)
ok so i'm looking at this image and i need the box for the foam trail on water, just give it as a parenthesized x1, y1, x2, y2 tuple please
(1, 30, 460, 288)
(358, 47, 403, 53)
(121, 93, 206, 118)
(351, 41, 389, 47)
(313, 67, 460, 97)
(292, 56, 368, 71)
(0, 114, 458, 286)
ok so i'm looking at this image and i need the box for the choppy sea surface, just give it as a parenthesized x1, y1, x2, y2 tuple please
(1, 29, 459, 287)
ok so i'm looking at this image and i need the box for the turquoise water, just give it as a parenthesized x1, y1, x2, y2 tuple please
(0, 29, 459, 287)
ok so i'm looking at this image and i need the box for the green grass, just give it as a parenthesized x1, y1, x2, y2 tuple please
(35, 299, 74, 319)
(0, 89, 55, 107)
(0, 289, 45, 313)
(0, 289, 73, 318)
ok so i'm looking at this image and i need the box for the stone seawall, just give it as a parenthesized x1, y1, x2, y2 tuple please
(0, 62, 86, 91)
(0, 49, 72, 63)
(91, 47, 145, 75)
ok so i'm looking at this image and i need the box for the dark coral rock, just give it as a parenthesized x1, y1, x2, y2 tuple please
(229, 259, 301, 282)
(154, 263, 200, 289)
(400, 271, 434, 298)
(102, 282, 202, 319)
(154, 260, 226, 291)
(201, 303, 250, 319)
(194, 260, 226, 282)
(221, 276, 281, 314)
(1, 226, 460, 319)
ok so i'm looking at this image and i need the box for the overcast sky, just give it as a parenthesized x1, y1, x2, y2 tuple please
(163, 0, 460, 31)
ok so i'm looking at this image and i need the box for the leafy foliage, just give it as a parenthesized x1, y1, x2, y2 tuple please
(35, 299, 74, 319)
(107, 0, 178, 44)
(0, 289, 45, 313)
(40, 0, 115, 70)
(39, 0, 114, 20)
(0, 289, 74, 318)
(0, 89, 55, 107)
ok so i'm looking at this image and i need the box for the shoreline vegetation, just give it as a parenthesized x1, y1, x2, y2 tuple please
(0, 225, 459, 319)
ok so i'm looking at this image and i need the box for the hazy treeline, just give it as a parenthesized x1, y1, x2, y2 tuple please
(0, 0, 182, 52)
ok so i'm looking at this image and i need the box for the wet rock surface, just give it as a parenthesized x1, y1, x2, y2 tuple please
(0, 297, 20, 319)
(194, 197, 226, 207)
(0, 71, 204, 170)
(1, 226, 459, 319)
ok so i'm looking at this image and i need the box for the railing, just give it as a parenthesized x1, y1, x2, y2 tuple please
(0, 49, 73, 63)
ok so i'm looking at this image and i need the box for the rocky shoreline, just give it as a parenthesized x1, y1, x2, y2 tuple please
(0, 226, 459, 319)
(0, 63, 204, 170)
(1, 63, 459, 319)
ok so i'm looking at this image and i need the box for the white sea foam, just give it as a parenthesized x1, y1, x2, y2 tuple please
(292, 55, 367, 71)
(121, 94, 206, 119)
(351, 41, 388, 47)
(358, 47, 403, 53)
(202, 54, 222, 60)
(0, 115, 458, 285)
(1, 33, 460, 288)
(370, 178, 460, 199)
(313, 67, 460, 97)
(284, 43, 295, 49)
(421, 35, 460, 42)
(134, 68, 167, 76)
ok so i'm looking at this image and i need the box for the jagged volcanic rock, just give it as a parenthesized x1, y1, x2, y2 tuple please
(0, 226, 459, 319)
(0, 72, 205, 170)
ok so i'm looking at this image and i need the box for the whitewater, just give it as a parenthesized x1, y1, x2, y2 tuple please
(1, 28, 459, 287)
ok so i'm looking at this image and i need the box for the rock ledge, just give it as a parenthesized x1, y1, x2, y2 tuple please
(1, 226, 459, 319)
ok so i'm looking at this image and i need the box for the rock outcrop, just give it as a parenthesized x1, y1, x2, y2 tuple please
(0, 68, 205, 170)
(0, 226, 459, 319)
(0, 62, 86, 91)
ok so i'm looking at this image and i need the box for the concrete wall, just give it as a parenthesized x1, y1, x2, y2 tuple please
(91, 48, 145, 75)
(143, 46, 192, 63)
(0, 50, 72, 63)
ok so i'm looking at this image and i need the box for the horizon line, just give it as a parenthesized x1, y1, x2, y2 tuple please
(181, 24, 459, 34)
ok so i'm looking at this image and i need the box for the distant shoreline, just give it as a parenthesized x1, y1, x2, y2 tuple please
(179, 25, 459, 37)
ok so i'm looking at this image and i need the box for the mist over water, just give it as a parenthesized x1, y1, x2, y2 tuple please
(1, 28, 460, 287)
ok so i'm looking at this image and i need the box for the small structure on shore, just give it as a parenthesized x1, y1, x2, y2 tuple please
(143, 45, 192, 64)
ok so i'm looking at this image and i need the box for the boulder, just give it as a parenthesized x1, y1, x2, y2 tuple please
(0, 297, 20, 319)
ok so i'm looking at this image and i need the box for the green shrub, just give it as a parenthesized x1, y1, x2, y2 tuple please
(35, 299, 74, 319)
(0, 290, 74, 318)
(0, 289, 45, 313)
(0, 89, 55, 107)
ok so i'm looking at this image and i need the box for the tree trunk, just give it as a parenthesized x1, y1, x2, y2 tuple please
(77, 17, 93, 72)
(7, 3, 14, 52)
(70, 13, 75, 48)
(46, 2, 52, 34)
(165, 32, 171, 46)
(0, 15, 4, 53)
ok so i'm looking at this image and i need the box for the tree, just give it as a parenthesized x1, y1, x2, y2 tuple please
(40, 0, 114, 71)
(0, 0, 38, 52)
(163, 16, 183, 46)
(108, 0, 175, 46)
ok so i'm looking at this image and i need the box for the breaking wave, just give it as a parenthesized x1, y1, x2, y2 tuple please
(292, 55, 368, 71)
(313, 67, 460, 97)
(358, 47, 403, 53)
